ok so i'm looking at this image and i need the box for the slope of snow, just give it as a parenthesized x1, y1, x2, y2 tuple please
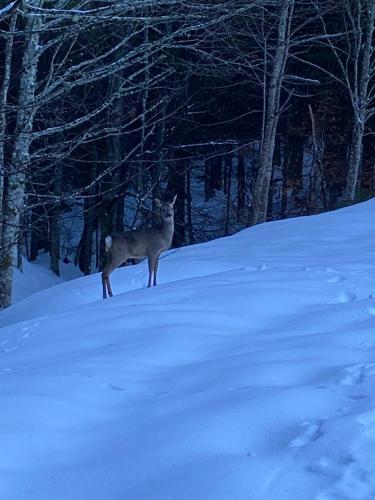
(12, 258, 62, 303)
(13, 253, 83, 305)
(1, 199, 375, 500)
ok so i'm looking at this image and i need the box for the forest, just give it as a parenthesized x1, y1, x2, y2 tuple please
(0, 0, 374, 309)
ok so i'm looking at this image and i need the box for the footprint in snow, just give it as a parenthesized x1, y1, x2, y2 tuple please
(289, 421, 324, 448)
(324, 267, 336, 273)
(152, 390, 171, 396)
(102, 383, 125, 392)
(21, 326, 32, 338)
(347, 394, 368, 401)
(2, 346, 18, 353)
(337, 290, 357, 304)
(357, 409, 375, 438)
(341, 363, 375, 387)
(325, 276, 345, 284)
(341, 364, 366, 386)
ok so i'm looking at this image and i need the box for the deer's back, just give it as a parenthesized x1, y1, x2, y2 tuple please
(111, 226, 172, 259)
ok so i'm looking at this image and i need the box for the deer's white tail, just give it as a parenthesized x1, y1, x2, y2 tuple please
(105, 235, 112, 252)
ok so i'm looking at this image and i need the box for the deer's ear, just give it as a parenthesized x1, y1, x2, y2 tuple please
(155, 198, 162, 207)
(172, 194, 177, 205)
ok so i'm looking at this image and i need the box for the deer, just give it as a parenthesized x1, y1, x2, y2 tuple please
(101, 195, 177, 299)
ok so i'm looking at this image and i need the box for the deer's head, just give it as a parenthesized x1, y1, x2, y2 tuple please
(155, 194, 177, 223)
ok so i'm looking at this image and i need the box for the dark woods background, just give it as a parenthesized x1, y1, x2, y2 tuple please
(0, 0, 374, 307)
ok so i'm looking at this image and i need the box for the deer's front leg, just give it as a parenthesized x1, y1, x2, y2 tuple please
(147, 257, 154, 288)
(102, 274, 107, 299)
(153, 256, 160, 286)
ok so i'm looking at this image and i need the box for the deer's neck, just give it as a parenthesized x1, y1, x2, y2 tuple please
(161, 219, 174, 243)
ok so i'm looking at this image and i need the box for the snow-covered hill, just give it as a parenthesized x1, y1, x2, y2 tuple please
(1, 200, 375, 500)
(12, 258, 62, 303)
(12, 253, 82, 304)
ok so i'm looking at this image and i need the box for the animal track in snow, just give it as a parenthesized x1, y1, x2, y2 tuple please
(22, 328, 32, 338)
(337, 290, 357, 304)
(341, 363, 375, 387)
(315, 404, 375, 500)
(347, 394, 368, 401)
(102, 382, 125, 392)
(357, 409, 375, 438)
(2, 346, 18, 353)
(341, 364, 367, 386)
(152, 390, 171, 396)
(289, 421, 324, 449)
(241, 266, 257, 272)
(325, 276, 345, 284)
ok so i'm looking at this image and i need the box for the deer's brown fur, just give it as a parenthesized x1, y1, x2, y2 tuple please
(101, 195, 176, 299)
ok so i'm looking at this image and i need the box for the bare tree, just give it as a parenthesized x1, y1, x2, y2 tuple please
(0, 0, 43, 308)
(251, 0, 295, 224)
(0, 0, 245, 308)
(318, 0, 375, 201)
(0, 9, 17, 242)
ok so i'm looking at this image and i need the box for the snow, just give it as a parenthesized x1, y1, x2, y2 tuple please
(12, 258, 62, 303)
(1, 199, 375, 499)
(0, 1, 17, 19)
(12, 254, 81, 304)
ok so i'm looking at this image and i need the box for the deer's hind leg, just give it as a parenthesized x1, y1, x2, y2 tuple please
(153, 255, 160, 286)
(102, 270, 113, 299)
(102, 256, 127, 299)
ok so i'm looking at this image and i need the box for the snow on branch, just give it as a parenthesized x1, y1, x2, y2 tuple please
(0, 0, 19, 19)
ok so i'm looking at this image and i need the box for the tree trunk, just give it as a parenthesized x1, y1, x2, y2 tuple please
(77, 162, 97, 275)
(341, 1, 375, 201)
(0, 13, 17, 243)
(237, 150, 245, 221)
(251, 0, 294, 225)
(167, 160, 186, 247)
(267, 166, 275, 219)
(0, 2, 42, 309)
(29, 205, 40, 262)
(212, 156, 223, 191)
(224, 155, 232, 236)
(343, 120, 364, 201)
(186, 165, 194, 244)
(17, 229, 23, 272)
(114, 195, 125, 232)
(224, 154, 232, 196)
(281, 137, 289, 218)
(308, 104, 328, 211)
(80, 198, 96, 275)
(49, 164, 62, 276)
(204, 158, 212, 201)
